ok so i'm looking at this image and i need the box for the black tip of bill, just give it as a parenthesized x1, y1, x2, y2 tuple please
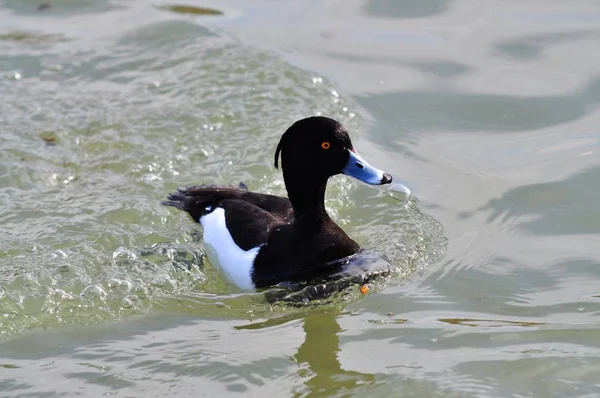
(342, 149, 411, 196)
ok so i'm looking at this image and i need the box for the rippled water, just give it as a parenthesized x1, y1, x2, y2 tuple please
(1, 0, 600, 396)
(0, 8, 443, 333)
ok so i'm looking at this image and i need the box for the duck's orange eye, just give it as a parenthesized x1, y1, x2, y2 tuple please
(321, 141, 331, 150)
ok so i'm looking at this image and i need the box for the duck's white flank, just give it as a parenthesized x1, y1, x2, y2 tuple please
(200, 207, 259, 290)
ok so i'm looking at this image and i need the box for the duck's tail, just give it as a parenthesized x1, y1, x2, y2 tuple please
(162, 188, 189, 210)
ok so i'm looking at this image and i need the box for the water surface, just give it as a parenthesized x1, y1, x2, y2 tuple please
(1, 0, 600, 396)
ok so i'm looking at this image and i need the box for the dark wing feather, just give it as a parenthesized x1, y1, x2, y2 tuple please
(217, 199, 284, 250)
(162, 183, 293, 222)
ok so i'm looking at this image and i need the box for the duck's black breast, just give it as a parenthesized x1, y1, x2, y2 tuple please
(250, 219, 360, 288)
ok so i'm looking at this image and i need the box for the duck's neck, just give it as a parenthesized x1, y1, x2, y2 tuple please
(284, 174, 330, 226)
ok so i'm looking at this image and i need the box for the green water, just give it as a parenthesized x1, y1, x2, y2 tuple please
(1, 0, 600, 396)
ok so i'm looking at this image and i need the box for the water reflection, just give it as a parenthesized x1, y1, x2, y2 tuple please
(1, 309, 375, 396)
(357, 78, 600, 135)
(2, 0, 119, 16)
(156, 5, 224, 16)
(421, 263, 562, 313)
(1, 293, 599, 397)
(364, 0, 451, 19)
(438, 318, 544, 328)
(478, 165, 600, 235)
(239, 308, 377, 396)
(495, 30, 600, 60)
(294, 310, 376, 396)
(404, 60, 471, 78)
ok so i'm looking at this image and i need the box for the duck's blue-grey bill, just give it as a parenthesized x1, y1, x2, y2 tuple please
(342, 149, 393, 185)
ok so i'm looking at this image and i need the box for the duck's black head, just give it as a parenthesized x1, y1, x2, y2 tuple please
(275, 116, 392, 186)
(274, 116, 392, 214)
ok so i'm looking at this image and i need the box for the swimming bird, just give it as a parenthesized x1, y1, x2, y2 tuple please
(163, 116, 405, 290)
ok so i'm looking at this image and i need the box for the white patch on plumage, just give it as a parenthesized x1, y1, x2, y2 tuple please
(200, 207, 259, 290)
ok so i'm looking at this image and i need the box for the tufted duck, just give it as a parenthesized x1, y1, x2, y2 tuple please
(163, 116, 407, 290)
